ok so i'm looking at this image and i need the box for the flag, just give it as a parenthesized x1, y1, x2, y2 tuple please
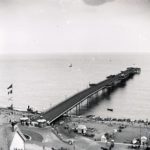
(8, 90, 13, 95)
(7, 84, 13, 90)
(7, 84, 13, 95)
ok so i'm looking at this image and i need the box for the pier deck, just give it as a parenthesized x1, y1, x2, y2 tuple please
(36, 67, 140, 123)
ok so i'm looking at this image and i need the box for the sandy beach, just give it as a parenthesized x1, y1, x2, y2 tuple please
(62, 115, 150, 143)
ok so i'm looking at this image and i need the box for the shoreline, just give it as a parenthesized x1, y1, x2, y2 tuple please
(68, 114, 150, 125)
(1, 105, 149, 128)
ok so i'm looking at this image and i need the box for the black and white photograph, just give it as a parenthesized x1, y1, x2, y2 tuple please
(0, 0, 150, 150)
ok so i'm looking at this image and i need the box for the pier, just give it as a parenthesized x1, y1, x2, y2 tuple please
(36, 67, 141, 124)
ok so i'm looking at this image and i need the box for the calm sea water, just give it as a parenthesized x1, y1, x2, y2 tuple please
(0, 53, 150, 120)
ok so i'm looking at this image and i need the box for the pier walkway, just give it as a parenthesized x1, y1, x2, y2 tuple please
(36, 67, 141, 124)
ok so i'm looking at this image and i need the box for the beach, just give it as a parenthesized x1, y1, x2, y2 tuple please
(1, 106, 150, 150)
(63, 115, 150, 143)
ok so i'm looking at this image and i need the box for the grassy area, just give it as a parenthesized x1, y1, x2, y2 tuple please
(60, 116, 150, 144)
(20, 128, 43, 142)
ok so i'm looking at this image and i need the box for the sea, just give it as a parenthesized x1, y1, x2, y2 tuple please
(0, 53, 150, 120)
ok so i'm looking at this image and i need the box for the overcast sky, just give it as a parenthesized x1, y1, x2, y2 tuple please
(0, 0, 150, 54)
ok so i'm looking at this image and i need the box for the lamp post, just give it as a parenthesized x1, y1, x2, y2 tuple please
(140, 124, 141, 140)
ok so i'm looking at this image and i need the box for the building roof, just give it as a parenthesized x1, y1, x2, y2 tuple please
(0, 124, 26, 150)
(141, 136, 147, 142)
(37, 119, 46, 123)
(20, 117, 29, 121)
(77, 124, 87, 130)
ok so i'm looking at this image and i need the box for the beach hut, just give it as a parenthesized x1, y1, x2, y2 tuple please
(77, 124, 87, 134)
(132, 138, 140, 148)
(20, 117, 29, 126)
(94, 133, 107, 142)
(101, 135, 107, 143)
(37, 119, 47, 128)
(132, 138, 137, 144)
(141, 136, 147, 145)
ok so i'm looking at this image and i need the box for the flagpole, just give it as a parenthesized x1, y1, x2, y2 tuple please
(7, 84, 14, 122)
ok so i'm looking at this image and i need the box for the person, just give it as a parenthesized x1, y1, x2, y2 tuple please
(110, 140, 114, 148)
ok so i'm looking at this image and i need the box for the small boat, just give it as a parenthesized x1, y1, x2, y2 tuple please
(107, 108, 113, 112)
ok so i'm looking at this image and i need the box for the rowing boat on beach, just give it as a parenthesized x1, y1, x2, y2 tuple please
(107, 108, 113, 112)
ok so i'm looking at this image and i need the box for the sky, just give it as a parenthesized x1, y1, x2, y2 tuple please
(0, 0, 150, 54)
